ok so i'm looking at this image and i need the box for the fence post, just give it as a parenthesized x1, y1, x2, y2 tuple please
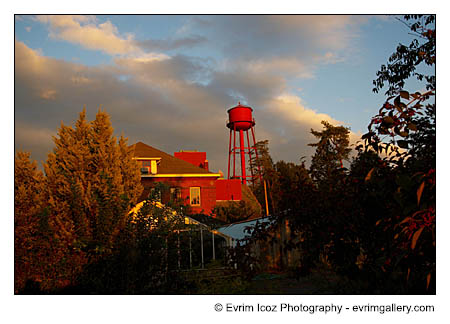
(189, 229, 192, 269)
(212, 232, 216, 260)
(200, 226, 204, 269)
(177, 230, 181, 269)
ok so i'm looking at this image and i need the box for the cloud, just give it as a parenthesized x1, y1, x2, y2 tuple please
(255, 93, 361, 163)
(14, 122, 56, 164)
(34, 15, 208, 59)
(137, 35, 207, 51)
(245, 57, 314, 79)
(35, 15, 141, 55)
(269, 94, 341, 128)
(194, 15, 364, 59)
(15, 31, 362, 173)
(39, 89, 57, 100)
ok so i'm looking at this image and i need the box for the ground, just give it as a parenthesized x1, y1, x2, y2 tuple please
(179, 265, 344, 294)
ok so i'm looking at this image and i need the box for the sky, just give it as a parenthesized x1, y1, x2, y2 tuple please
(14, 14, 431, 174)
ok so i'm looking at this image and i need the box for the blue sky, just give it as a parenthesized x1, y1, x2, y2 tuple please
(14, 15, 434, 174)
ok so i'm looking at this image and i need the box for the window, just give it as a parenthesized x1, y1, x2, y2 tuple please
(190, 187, 201, 206)
(170, 187, 181, 202)
(141, 160, 151, 174)
(140, 160, 157, 174)
(150, 187, 161, 202)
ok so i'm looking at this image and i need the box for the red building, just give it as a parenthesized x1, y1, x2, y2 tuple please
(130, 142, 242, 215)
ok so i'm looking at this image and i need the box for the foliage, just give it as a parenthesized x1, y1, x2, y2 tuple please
(244, 14, 436, 294)
(372, 15, 435, 96)
(213, 184, 262, 223)
(361, 14, 435, 292)
(15, 15, 435, 294)
(15, 152, 49, 291)
(249, 140, 277, 214)
(266, 15, 436, 293)
(213, 200, 257, 223)
(308, 120, 351, 184)
(44, 109, 143, 257)
(15, 108, 143, 292)
(71, 198, 193, 294)
(249, 141, 313, 217)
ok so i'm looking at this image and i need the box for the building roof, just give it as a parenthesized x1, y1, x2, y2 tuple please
(215, 216, 274, 245)
(130, 141, 217, 175)
(188, 213, 228, 228)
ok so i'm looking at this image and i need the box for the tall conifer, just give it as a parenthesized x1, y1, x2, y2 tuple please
(15, 152, 47, 291)
(44, 108, 143, 256)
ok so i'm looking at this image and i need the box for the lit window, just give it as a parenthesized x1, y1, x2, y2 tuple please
(140, 160, 157, 174)
(190, 187, 201, 206)
(141, 161, 151, 174)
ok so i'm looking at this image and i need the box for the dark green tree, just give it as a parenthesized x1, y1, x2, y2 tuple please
(249, 140, 278, 214)
(308, 120, 351, 185)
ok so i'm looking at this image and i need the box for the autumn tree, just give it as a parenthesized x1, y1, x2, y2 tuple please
(360, 15, 435, 292)
(15, 152, 49, 291)
(44, 109, 143, 259)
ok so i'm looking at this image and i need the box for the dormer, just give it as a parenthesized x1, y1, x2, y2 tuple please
(134, 157, 161, 175)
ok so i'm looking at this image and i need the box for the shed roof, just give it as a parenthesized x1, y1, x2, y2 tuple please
(216, 217, 274, 243)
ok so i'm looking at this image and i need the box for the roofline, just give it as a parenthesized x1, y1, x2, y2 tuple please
(141, 173, 221, 178)
(219, 215, 274, 227)
(211, 229, 233, 240)
(133, 157, 162, 160)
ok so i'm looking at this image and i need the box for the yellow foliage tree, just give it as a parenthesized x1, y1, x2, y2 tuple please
(15, 151, 77, 292)
(15, 152, 47, 291)
(44, 109, 143, 257)
(15, 109, 143, 292)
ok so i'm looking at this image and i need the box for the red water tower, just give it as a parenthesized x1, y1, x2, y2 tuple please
(226, 102, 262, 185)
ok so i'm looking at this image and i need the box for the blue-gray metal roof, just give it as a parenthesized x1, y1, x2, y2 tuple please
(216, 217, 274, 243)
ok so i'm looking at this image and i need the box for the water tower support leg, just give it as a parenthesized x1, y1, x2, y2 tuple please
(239, 129, 246, 184)
(246, 130, 255, 185)
(233, 124, 237, 179)
(227, 129, 232, 179)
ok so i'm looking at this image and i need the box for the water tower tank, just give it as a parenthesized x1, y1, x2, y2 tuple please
(227, 103, 255, 131)
(226, 102, 262, 185)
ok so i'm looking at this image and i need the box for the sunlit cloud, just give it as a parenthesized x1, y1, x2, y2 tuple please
(15, 14, 372, 170)
(35, 15, 141, 56)
(34, 15, 208, 61)
(270, 93, 341, 127)
(15, 36, 361, 170)
(71, 75, 93, 85)
(39, 89, 57, 100)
